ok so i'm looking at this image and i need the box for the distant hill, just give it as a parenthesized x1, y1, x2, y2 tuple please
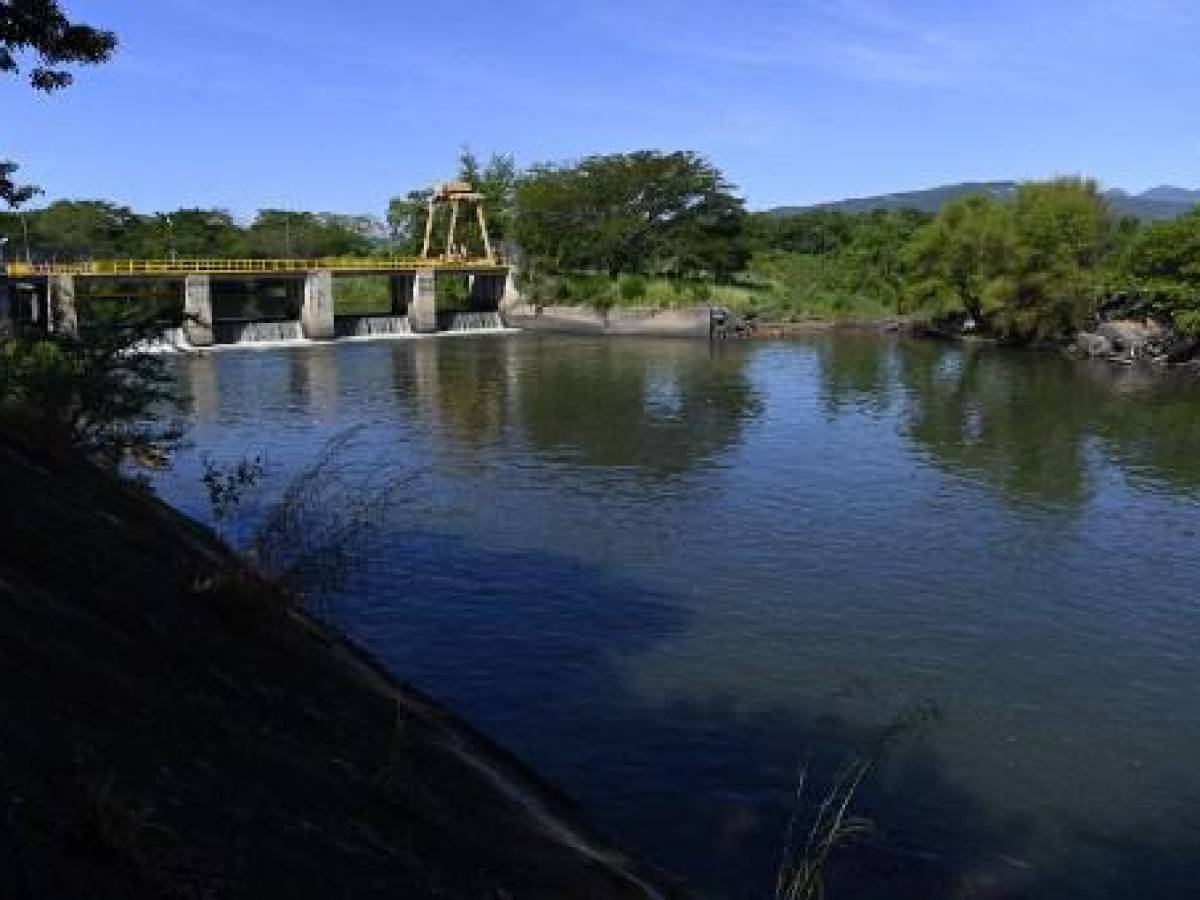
(770, 181, 1200, 221)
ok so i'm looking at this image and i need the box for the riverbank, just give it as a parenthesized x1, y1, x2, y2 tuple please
(502, 300, 910, 340)
(0, 425, 682, 899)
(502, 299, 1200, 371)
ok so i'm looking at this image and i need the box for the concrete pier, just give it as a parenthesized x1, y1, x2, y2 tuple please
(302, 270, 335, 340)
(47, 274, 79, 335)
(184, 275, 214, 347)
(411, 268, 438, 334)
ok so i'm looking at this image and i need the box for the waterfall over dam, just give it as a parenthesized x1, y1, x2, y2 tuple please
(142, 313, 510, 352)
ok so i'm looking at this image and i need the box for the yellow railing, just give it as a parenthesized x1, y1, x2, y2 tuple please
(4, 257, 506, 277)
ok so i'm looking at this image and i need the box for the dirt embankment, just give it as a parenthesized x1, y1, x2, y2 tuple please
(0, 429, 683, 899)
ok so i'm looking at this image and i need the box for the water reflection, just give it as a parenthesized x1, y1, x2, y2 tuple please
(159, 332, 1200, 900)
(815, 332, 898, 417)
(890, 340, 1200, 507)
(173, 333, 763, 485)
(515, 337, 762, 475)
(390, 338, 518, 451)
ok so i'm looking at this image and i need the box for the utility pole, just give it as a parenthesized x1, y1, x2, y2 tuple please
(166, 214, 177, 263)
(21, 212, 31, 264)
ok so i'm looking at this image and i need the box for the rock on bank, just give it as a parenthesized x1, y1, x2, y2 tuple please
(0, 427, 683, 900)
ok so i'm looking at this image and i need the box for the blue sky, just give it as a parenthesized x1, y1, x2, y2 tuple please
(2, 0, 1198, 218)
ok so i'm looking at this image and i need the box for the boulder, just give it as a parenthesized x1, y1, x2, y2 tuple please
(1097, 320, 1151, 355)
(1074, 332, 1113, 357)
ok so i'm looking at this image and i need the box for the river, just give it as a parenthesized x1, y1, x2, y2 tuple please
(155, 332, 1200, 899)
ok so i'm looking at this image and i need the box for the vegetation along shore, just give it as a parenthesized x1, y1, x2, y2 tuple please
(7, 150, 1199, 366)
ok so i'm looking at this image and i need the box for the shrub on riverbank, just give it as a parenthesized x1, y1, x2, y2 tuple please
(0, 313, 182, 468)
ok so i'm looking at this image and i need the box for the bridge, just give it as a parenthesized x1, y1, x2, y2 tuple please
(2, 257, 517, 344)
(3, 257, 507, 278)
(0, 181, 521, 345)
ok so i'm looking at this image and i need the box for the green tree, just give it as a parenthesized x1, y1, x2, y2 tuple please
(126, 209, 245, 259)
(0, 160, 43, 263)
(386, 190, 430, 256)
(838, 209, 929, 311)
(242, 210, 372, 258)
(1, 0, 116, 91)
(904, 195, 1012, 323)
(3, 3, 115, 261)
(514, 150, 747, 278)
(987, 178, 1114, 341)
(1120, 207, 1200, 335)
(902, 179, 1115, 341)
(1, 159, 41, 208)
(745, 209, 854, 256)
(457, 147, 516, 252)
(28, 199, 139, 259)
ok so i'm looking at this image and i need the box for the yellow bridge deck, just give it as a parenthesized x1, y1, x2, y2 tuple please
(5, 257, 507, 278)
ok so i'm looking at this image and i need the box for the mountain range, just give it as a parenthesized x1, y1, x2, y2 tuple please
(769, 182, 1200, 220)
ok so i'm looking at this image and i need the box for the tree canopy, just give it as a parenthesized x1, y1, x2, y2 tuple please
(1120, 208, 1200, 335)
(513, 151, 748, 279)
(901, 179, 1120, 340)
(1, 160, 43, 209)
(1, 0, 116, 91)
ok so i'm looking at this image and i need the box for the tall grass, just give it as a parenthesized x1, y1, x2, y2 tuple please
(249, 427, 409, 615)
(774, 757, 873, 900)
(775, 702, 943, 900)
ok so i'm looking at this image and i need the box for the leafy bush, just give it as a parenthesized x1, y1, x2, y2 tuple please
(0, 313, 183, 468)
(619, 274, 647, 301)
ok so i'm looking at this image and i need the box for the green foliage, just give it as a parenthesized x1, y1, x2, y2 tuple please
(386, 189, 430, 256)
(25, 199, 138, 257)
(0, 314, 183, 468)
(0, 202, 383, 262)
(746, 209, 855, 256)
(131, 209, 243, 258)
(1120, 208, 1200, 336)
(902, 178, 1118, 341)
(241, 210, 373, 258)
(742, 208, 928, 320)
(1, 159, 42, 209)
(903, 195, 1011, 322)
(619, 273, 647, 301)
(434, 273, 471, 307)
(456, 147, 516, 252)
(1, 0, 117, 91)
(987, 178, 1114, 341)
(514, 150, 747, 279)
(334, 276, 390, 314)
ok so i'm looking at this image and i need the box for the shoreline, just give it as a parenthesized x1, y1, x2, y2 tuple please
(0, 427, 685, 899)
(505, 301, 1200, 370)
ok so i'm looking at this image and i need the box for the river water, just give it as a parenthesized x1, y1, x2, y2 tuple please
(156, 332, 1200, 899)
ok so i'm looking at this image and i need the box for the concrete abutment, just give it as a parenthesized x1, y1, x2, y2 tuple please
(302, 270, 335, 340)
(184, 275, 214, 347)
(47, 274, 79, 335)
(410, 268, 438, 334)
